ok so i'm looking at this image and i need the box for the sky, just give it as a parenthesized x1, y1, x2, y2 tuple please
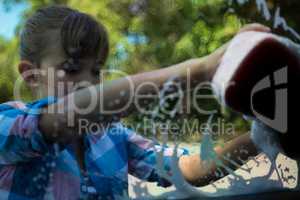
(0, 2, 27, 39)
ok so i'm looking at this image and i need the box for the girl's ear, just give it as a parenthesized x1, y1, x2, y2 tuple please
(18, 60, 39, 86)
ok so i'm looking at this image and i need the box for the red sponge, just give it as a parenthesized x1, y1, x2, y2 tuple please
(212, 31, 300, 158)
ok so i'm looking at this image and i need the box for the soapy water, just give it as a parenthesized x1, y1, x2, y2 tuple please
(127, 77, 299, 200)
(230, 0, 300, 41)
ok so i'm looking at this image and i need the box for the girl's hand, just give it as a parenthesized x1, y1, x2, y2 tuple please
(238, 23, 271, 34)
(204, 23, 271, 79)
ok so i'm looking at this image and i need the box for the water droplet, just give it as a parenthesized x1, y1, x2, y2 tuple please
(57, 70, 65, 78)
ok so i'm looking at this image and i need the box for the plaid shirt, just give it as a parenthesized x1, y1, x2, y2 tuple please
(0, 97, 188, 200)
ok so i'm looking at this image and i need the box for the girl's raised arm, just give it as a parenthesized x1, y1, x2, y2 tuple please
(39, 44, 226, 143)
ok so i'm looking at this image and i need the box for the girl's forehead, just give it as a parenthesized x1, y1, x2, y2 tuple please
(41, 45, 66, 65)
(41, 44, 98, 67)
(40, 30, 101, 65)
(40, 31, 67, 61)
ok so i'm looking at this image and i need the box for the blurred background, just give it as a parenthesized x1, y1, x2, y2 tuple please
(0, 0, 299, 143)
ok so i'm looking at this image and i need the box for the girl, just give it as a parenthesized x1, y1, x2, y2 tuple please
(0, 5, 270, 199)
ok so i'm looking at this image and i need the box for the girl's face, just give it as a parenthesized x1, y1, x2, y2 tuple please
(34, 34, 102, 98)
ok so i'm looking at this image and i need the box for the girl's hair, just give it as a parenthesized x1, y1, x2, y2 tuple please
(20, 5, 109, 65)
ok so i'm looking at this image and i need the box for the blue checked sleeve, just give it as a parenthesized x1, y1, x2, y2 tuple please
(114, 123, 189, 187)
(0, 96, 58, 164)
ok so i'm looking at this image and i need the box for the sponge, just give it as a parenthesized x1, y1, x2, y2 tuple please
(212, 31, 300, 158)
